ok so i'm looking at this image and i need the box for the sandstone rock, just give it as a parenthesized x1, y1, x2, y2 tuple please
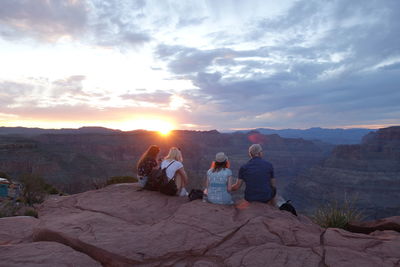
(1, 183, 399, 266)
(0, 241, 100, 266)
(346, 216, 400, 234)
(0, 216, 39, 245)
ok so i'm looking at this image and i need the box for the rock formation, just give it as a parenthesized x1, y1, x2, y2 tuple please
(1, 183, 399, 266)
(285, 126, 400, 219)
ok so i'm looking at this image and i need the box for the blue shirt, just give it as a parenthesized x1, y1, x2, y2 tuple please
(206, 168, 233, 205)
(238, 157, 275, 203)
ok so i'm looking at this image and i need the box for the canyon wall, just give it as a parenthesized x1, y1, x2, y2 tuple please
(285, 126, 400, 219)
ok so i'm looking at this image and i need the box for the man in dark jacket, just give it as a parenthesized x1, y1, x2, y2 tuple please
(231, 144, 276, 205)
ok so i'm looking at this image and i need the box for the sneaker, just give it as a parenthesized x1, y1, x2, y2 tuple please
(179, 187, 189, 197)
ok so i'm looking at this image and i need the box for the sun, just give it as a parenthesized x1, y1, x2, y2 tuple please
(158, 128, 171, 136)
(114, 118, 175, 135)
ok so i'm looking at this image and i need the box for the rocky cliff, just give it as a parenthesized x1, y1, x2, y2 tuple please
(1, 183, 399, 266)
(285, 126, 400, 219)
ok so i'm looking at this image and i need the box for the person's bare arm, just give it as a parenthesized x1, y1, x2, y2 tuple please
(227, 176, 233, 192)
(231, 179, 243, 191)
(270, 178, 276, 189)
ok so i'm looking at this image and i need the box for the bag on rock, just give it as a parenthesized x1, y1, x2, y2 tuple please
(144, 161, 175, 192)
(279, 200, 297, 216)
(188, 189, 204, 201)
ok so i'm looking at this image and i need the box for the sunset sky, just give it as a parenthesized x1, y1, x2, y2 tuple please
(0, 0, 399, 132)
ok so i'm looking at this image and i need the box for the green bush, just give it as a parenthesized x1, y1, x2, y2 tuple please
(20, 173, 47, 206)
(106, 176, 138, 185)
(43, 183, 60, 195)
(312, 197, 364, 229)
(24, 209, 38, 218)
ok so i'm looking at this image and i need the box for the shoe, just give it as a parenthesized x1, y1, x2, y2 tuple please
(179, 187, 189, 197)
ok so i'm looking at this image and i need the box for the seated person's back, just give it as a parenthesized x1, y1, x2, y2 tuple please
(232, 144, 276, 204)
(206, 152, 233, 205)
(239, 156, 274, 202)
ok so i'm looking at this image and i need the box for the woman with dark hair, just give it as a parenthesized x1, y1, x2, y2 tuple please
(205, 152, 234, 204)
(137, 145, 160, 187)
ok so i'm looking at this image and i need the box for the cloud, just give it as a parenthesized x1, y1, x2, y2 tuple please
(0, 0, 151, 47)
(1, 0, 399, 130)
(88, 0, 151, 48)
(155, 45, 271, 75)
(150, 0, 400, 129)
(120, 90, 172, 105)
(380, 62, 400, 71)
(52, 75, 86, 96)
(176, 17, 207, 28)
(0, 0, 87, 41)
(0, 80, 36, 106)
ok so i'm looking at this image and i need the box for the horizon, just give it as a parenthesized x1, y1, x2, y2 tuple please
(0, 124, 392, 133)
(1, 1, 399, 132)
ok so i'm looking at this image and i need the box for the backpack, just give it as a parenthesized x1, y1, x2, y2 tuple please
(188, 189, 204, 201)
(159, 177, 178, 196)
(279, 200, 297, 216)
(144, 161, 176, 194)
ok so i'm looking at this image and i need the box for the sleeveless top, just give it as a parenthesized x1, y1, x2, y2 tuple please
(206, 168, 233, 205)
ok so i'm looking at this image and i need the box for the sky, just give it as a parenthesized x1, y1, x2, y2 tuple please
(0, 0, 399, 132)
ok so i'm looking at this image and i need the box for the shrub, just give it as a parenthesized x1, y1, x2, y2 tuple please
(106, 176, 138, 185)
(312, 197, 364, 229)
(24, 209, 38, 218)
(0, 201, 18, 218)
(91, 178, 106, 189)
(20, 173, 47, 206)
(43, 183, 60, 195)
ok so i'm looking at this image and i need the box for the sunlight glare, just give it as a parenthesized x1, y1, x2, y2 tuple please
(116, 118, 175, 135)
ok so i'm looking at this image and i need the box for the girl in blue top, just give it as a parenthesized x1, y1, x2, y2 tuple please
(205, 152, 234, 205)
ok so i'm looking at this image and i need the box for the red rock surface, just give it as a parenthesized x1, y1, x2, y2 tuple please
(0, 242, 100, 267)
(346, 216, 400, 234)
(1, 183, 400, 266)
(0, 216, 39, 245)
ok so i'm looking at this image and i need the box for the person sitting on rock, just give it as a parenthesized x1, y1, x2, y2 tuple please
(137, 145, 160, 187)
(161, 147, 189, 196)
(205, 152, 234, 205)
(231, 144, 276, 206)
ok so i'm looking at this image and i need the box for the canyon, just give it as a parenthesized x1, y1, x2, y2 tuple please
(285, 126, 400, 219)
(0, 126, 399, 219)
(0, 129, 330, 194)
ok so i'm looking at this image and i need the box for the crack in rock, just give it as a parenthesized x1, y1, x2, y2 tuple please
(201, 219, 251, 256)
(33, 228, 139, 266)
(319, 229, 328, 267)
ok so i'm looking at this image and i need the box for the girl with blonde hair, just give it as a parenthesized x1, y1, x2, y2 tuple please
(160, 147, 189, 196)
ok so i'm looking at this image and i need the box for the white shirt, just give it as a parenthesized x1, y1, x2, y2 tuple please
(161, 160, 184, 180)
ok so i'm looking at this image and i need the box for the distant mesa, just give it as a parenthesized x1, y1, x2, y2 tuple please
(0, 126, 121, 136)
(235, 127, 375, 144)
